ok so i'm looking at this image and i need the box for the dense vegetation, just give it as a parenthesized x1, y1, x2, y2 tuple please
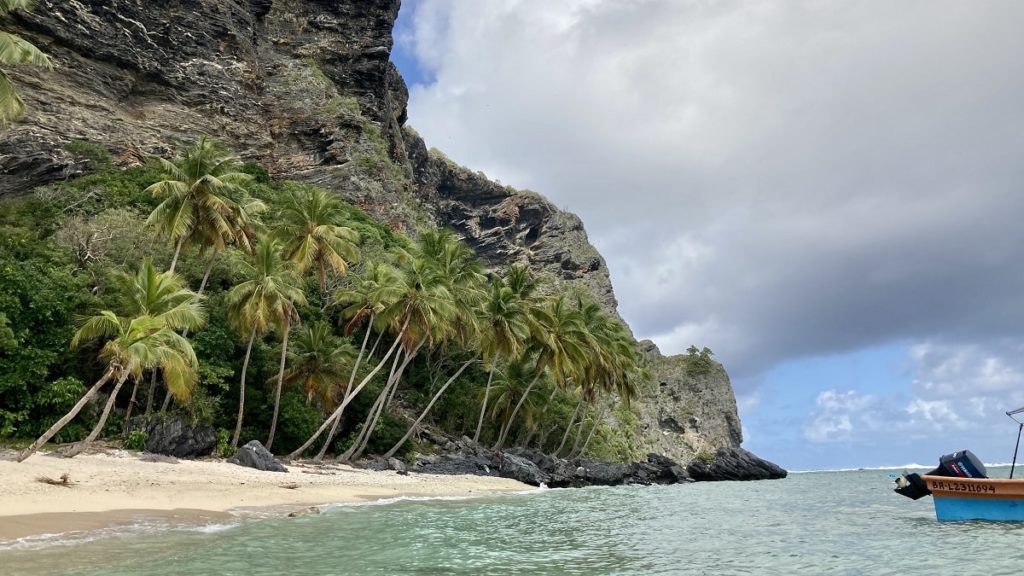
(1, 138, 647, 462)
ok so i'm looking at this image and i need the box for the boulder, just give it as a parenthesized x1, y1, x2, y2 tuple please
(497, 452, 551, 486)
(576, 459, 633, 486)
(127, 415, 216, 459)
(228, 441, 289, 473)
(686, 447, 787, 481)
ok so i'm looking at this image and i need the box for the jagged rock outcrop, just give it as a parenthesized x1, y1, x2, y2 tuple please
(686, 448, 787, 481)
(633, 341, 744, 464)
(126, 415, 217, 459)
(1, 0, 779, 474)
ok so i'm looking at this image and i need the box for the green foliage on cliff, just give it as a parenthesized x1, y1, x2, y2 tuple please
(1, 139, 646, 462)
(1, 0, 53, 127)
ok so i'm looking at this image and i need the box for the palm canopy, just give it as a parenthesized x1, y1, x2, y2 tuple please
(336, 260, 406, 336)
(480, 274, 530, 368)
(72, 312, 199, 400)
(413, 229, 487, 348)
(528, 295, 590, 384)
(226, 239, 307, 339)
(281, 321, 355, 408)
(276, 186, 359, 292)
(573, 295, 643, 406)
(145, 136, 258, 268)
(115, 258, 207, 332)
(1, 1, 53, 127)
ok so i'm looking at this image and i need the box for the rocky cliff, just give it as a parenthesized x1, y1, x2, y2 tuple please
(0, 0, 748, 465)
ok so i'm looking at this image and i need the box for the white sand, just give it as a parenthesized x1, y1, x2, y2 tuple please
(0, 450, 530, 539)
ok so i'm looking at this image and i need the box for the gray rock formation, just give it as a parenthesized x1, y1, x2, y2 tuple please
(686, 447, 787, 481)
(229, 440, 289, 472)
(633, 341, 744, 464)
(127, 415, 216, 459)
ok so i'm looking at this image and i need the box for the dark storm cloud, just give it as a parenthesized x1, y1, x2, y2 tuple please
(403, 0, 1024, 382)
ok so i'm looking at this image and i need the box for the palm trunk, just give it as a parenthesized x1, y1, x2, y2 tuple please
(17, 369, 115, 462)
(168, 235, 186, 274)
(576, 414, 601, 458)
(122, 376, 141, 436)
(342, 345, 407, 461)
(66, 372, 131, 457)
(350, 343, 421, 460)
(265, 316, 291, 452)
(554, 398, 584, 457)
(144, 370, 157, 415)
(286, 319, 409, 459)
(313, 322, 379, 460)
(383, 359, 475, 459)
(197, 258, 215, 295)
(494, 372, 541, 450)
(232, 329, 257, 448)
(341, 350, 403, 462)
(160, 388, 172, 412)
(473, 367, 496, 443)
(569, 412, 588, 457)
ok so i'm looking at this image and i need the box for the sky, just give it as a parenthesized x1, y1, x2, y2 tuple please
(390, 0, 1024, 470)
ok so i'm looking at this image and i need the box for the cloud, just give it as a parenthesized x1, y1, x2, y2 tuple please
(804, 341, 1024, 446)
(402, 0, 1024, 381)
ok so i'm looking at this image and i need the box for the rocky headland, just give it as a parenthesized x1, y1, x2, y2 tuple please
(0, 0, 784, 480)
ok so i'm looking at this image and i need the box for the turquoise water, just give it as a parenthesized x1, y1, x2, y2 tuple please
(5, 467, 1024, 575)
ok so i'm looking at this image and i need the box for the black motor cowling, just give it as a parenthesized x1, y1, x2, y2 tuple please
(930, 450, 987, 479)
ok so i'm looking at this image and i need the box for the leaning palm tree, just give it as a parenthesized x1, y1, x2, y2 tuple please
(308, 262, 405, 460)
(1, 0, 53, 127)
(114, 259, 208, 428)
(474, 265, 535, 443)
(17, 287, 204, 462)
(145, 136, 254, 273)
(494, 295, 589, 450)
(276, 186, 359, 293)
(225, 239, 306, 449)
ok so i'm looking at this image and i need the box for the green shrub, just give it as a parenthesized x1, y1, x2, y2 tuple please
(124, 430, 148, 451)
(216, 429, 236, 458)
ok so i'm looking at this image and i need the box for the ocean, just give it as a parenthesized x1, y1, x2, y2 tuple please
(4, 467, 1024, 575)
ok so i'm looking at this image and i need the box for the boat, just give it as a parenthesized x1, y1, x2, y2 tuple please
(894, 407, 1024, 522)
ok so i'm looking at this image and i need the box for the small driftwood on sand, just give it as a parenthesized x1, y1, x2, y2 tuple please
(36, 472, 74, 487)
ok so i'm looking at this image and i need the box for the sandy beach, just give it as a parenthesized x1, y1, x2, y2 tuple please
(0, 449, 530, 541)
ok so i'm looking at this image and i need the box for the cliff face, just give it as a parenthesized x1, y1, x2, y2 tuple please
(0, 0, 744, 463)
(635, 342, 743, 463)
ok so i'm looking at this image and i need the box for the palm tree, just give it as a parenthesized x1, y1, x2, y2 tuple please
(276, 186, 359, 293)
(225, 239, 306, 448)
(352, 230, 487, 459)
(17, 270, 204, 462)
(145, 136, 255, 273)
(308, 262, 404, 460)
(281, 321, 354, 408)
(1, 0, 52, 127)
(494, 295, 589, 450)
(474, 264, 535, 443)
(114, 259, 208, 428)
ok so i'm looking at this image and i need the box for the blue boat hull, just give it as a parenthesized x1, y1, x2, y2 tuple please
(934, 497, 1024, 522)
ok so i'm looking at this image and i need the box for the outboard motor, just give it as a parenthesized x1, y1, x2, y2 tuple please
(931, 450, 987, 479)
(893, 450, 987, 500)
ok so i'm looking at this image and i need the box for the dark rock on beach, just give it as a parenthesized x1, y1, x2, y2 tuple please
(127, 415, 216, 459)
(686, 447, 788, 481)
(229, 440, 289, 473)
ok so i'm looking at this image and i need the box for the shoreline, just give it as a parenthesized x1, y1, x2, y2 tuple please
(0, 449, 532, 542)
